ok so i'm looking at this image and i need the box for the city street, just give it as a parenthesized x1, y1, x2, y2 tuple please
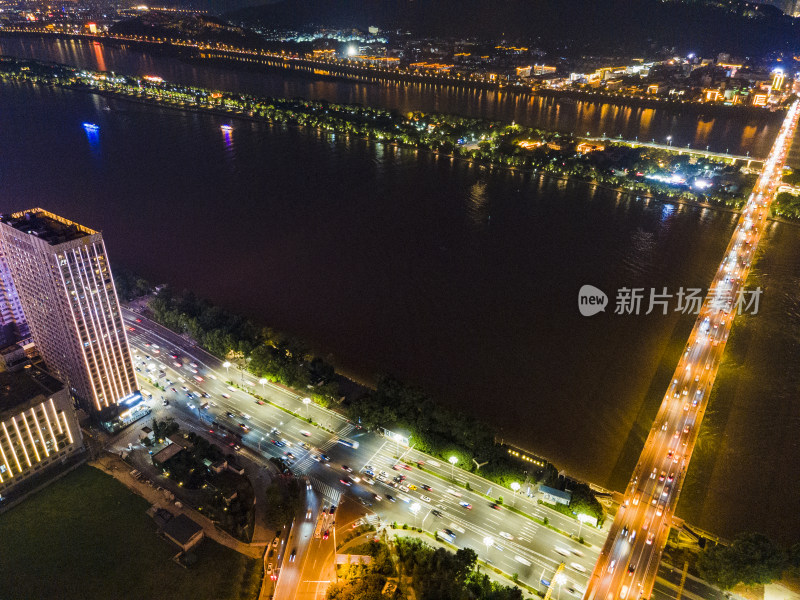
(585, 99, 800, 600)
(122, 307, 728, 600)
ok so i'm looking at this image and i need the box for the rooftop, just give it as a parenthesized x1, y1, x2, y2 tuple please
(0, 365, 64, 418)
(1, 208, 97, 246)
(162, 513, 203, 546)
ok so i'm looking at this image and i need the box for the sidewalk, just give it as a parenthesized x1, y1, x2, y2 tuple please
(92, 453, 264, 559)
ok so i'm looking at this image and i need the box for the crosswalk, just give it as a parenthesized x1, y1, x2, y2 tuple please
(308, 475, 342, 505)
(292, 422, 357, 474)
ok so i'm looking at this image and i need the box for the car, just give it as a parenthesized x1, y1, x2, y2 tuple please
(628, 564, 636, 575)
(162, 399, 169, 406)
(181, 386, 189, 392)
(311, 454, 321, 462)
(420, 495, 431, 502)
(499, 531, 513, 540)
(658, 471, 666, 482)
(285, 452, 295, 460)
(399, 485, 409, 492)
(490, 503, 502, 510)
(342, 465, 353, 472)
(571, 563, 587, 573)
(221, 393, 231, 399)
(650, 468, 657, 479)
(372, 493, 382, 501)
(272, 536, 280, 548)
(190, 362, 198, 368)
(239, 423, 249, 431)
(187, 402, 195, 409)
(319, 454, 330, 462)
(400, 463, 412, 471)
(662, 485, 672, 497)
(647, 533, 655, 545)
(459, 501, 472, 509)
(256, 399, 265, 405)
(667, 472, 675, 482)
(407, 484, 418, 491)
(242, 413, 251, 420)
(135, 318, 142, 323)
(300, 430, 311, 437)
(289, 549, 296, 562)
(554, 546, 571, 557)
(421, 484, 432, 491)
(170, 353, 178, 359)
(226, 412, 235, 418)
(322, 530, 329, 539)
(171, 387, 177, 393)
(431, 509, 442, 517)
(386, 494, 396, 502)
(608, 559, 617, 574)
(340, 478, 352, 486)
(128, 326, 135, 332)
(306, 509, 312, 519)
(629, 530, 636, 542)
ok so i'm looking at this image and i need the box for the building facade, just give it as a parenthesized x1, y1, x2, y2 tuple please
(0, 242, 29, 347)
(0, 209, 138, 413)
(0, 366, 83, 497)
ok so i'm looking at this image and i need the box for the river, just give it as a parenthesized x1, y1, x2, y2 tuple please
(0, 37, 798, 543)
(0, 35, 783, 157)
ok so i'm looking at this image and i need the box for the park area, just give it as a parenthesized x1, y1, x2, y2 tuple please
(0, 465, 262, 600)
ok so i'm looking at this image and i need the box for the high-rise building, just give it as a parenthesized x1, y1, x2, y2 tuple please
(0, 244, 29, 347)
(0, 365, 83, 498)
(0, 209, 138, 414)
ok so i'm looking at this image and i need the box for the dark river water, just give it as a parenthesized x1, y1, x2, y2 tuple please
(0, 37, 798, 543)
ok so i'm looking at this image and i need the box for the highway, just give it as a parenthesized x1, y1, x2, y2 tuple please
(122, 309, 728, 600)
(584, 99, 800, 600)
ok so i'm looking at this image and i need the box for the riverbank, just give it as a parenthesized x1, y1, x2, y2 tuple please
(0, 55, 760, 218)
(0, 30, 785, 120)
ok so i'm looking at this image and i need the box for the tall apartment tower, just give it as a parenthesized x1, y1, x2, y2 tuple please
(0, 209, 138, 413)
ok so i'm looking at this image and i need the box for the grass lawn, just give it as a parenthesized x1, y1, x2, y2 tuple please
(0, 465, 262, 600)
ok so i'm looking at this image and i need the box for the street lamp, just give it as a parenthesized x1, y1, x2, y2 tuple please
(555, 572, 567, 600)
(222, 361, 231, 377)
(410, 502, 421, 527)
(666, 135, 672, 146)
(303, 397, 311, 416)
(483, 536, 494, 559)
(449, 456, 458, 480)
(510, 481, 521, 506)
(259, 377, 267, 391)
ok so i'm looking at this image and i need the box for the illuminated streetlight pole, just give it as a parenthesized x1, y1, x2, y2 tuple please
(259, 377, 267, 392)
(303, 397, 311, 416)
(222, 361, 231, 378)
(667, 135, 672, 146)
(555, 572, 567, 600)
(449, 456, 458, 480)
(510, 481, 520, 506)
(483, 536, 494, 560)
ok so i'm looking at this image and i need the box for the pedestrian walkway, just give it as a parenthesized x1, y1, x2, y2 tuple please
(92, 453, 265, 558)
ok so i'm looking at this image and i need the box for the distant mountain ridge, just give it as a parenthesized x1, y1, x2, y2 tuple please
(110, 11, 266, 49)
(226, 0, 799, 56)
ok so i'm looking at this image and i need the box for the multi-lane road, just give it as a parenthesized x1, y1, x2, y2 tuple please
(121, 308, 728, 600)
(584, 99, 800, 600)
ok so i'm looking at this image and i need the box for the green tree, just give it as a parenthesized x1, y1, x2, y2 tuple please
(697, 532, 787, 589)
